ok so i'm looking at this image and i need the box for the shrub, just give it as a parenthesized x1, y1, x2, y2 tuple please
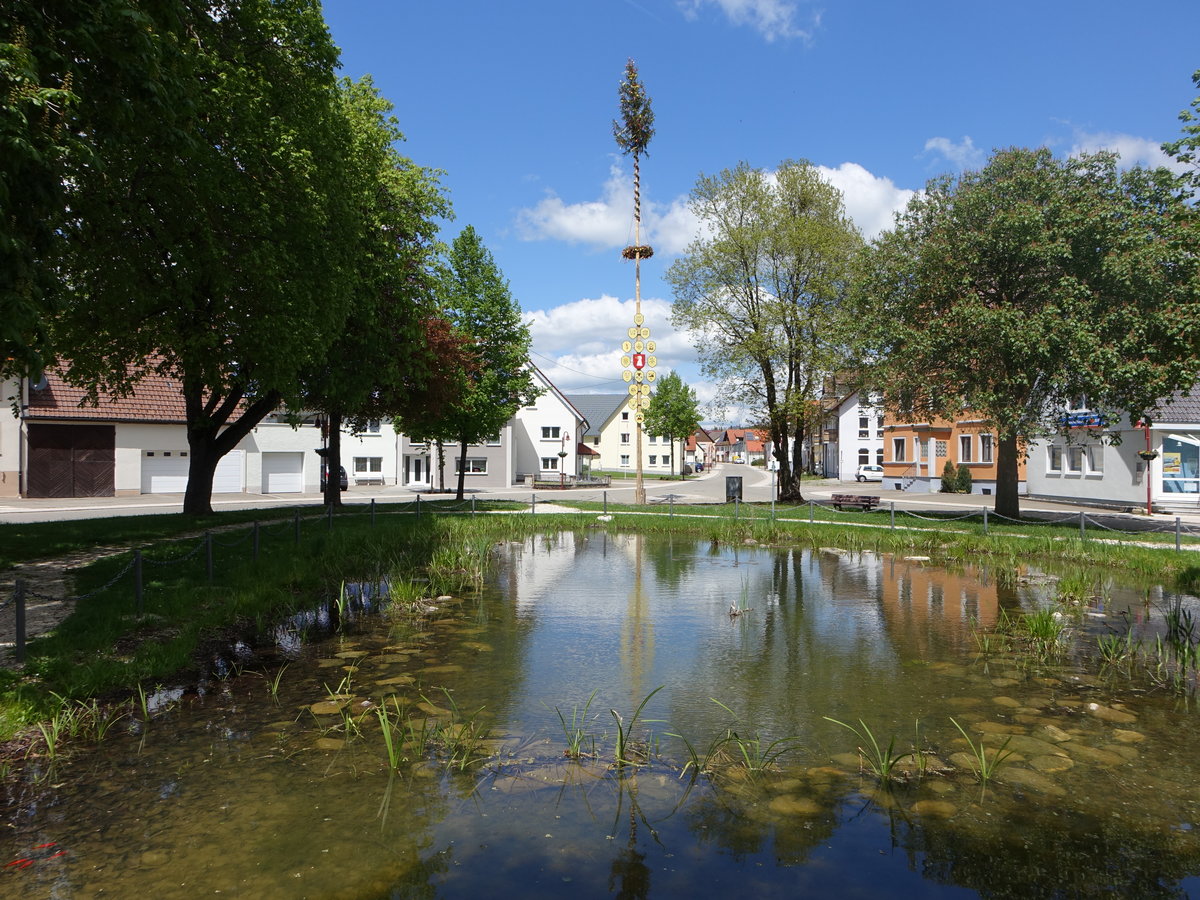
(940, 460, 958, 492)
(956, 464, 973, 494)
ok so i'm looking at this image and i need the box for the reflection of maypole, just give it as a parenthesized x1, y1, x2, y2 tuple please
(614, 59, 656, 506)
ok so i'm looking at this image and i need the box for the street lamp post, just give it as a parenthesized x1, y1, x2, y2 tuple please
(559, 431, 570, 488)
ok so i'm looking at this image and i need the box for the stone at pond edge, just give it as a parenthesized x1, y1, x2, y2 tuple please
(911, 800, 958, 818)
(768, 795, 822, 816)
(999, 767, 1067, 796)
(1086, 703, 1137, 724)
(309, 699, 349, 715)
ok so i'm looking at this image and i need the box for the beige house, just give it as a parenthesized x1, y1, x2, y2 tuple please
(565, 393, 685, 476)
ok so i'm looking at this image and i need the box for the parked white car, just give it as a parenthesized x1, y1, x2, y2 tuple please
(855, 464, 883, 482)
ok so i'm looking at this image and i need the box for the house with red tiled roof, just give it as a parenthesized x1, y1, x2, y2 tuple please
(0, 366, 335, 498)
(683, 428, 715, 471)
(1, 360, 588, 499)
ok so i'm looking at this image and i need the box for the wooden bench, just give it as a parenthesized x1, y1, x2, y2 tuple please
(355, 476, 385, 486)
(830, 493, 880, 511)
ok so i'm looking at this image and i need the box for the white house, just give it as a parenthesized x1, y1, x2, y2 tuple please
(823, 391, 885, 480)
(1027, 388, 1200, 513)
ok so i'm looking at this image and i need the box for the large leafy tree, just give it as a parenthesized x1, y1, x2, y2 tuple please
(851, 147, 1200, 518)
(1, 1, 189, 380)
(643, 371, 699, 479)
(1164, 68, 1200, 194)
(668, 160, 862, 501)
(52, 0, 361, 515)
(303, 77, 451, 508)
(439, 226, 538, 501)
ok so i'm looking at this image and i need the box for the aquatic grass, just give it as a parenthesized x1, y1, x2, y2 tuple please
(611, 685, 665, 767)
(1021, 607, 1067, 657)
(422, 688, 493, 771)
(950, 717, 1014, 787)
(375, 697, 405, 771)
(545, 688, 599, 759)
(267, 664, 290, 702)
(824, 716, 905, 782)
(710, 700, 802, 774)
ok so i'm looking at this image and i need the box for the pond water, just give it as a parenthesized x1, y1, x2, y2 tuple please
(7, 531, 1200, 899)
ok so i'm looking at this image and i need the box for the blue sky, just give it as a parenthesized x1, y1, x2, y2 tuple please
(324, 0, 1197, 424)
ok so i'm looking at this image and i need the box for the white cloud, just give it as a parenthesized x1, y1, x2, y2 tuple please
(1069, 130, 1184, 172)
(526, 294, 704, 394)
(677, 0, 819, 43)
(515, 162, 698, 254)
(815, 162, 915, 240)
(923, 135, 985, 171)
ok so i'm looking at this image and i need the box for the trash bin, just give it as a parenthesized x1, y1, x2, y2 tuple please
(725, 476, 743, 503)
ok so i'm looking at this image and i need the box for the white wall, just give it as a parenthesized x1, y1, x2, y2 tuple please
(836, 392, 884, 481)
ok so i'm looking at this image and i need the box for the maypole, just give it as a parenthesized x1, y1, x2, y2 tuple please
(613, 59, 656, 505)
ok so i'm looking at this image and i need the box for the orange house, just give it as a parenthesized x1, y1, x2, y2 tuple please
(880, 411, 1025, 496)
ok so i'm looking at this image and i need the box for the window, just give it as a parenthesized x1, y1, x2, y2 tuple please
(858, 416, 870, 438)
(980, 434, 994, 464)
(876, 448, 884, 465)
(620, 432, 631, 445)
(1066, 447, 1084, 473)
(663, 455, 671, 468)
(454, 458, 488, 474)
(620, 454, 631, 468)
(353, 457, 382, 473)
(486, 434, 502, 446)
(1049, 445, 1063, 472)
(1086, 445, 1103, 474)
(364, 419, 381, 434)
(541, 426, 561, 440)
(920, 441, 929, 460)
(893, 437, 907, 462)
(959, 435, 973, 463)
(858, 448, 870, 465)
(621, 411, 630, 421)
(649, 455, 657, 466)
(935, 441, 947, 458)
(541, 456, 559, 471)
(649, 434, 657, 444)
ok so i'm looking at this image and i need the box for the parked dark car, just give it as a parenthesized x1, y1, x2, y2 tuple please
(320, 464, 349, 491)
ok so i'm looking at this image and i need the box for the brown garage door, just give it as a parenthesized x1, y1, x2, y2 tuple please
(27, 424, 116, 498)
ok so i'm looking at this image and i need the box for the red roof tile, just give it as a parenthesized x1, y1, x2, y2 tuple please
(26, 366, 189, 424)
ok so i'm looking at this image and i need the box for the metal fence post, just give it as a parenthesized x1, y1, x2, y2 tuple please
(603, 491, 608, 515)
(1177, 516, 1182, 552)
(415, 494, 421, 519)
(734, 497, 739, 521)
(531, 493, 536, 515)
(252, 522, 260, 561)
(809, 499, 814, 524)
(982, 507, 989, 535)
(14, 578, 25, 665)
(205, 532, 214, 584)
(294, 511, 300, 545)
(669, 495, 674, 518)
(370, 498, 376, 528)
(134, 549, 144, 615)
(890, 501, 895, 530)
(1079, 510, 1086, 540)
(471, 495, 476, 516)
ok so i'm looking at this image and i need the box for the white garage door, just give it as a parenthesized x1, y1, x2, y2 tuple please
(261, 452, 304, 493)
(141, 450, 244, 494)
(213, 451, 244, 494)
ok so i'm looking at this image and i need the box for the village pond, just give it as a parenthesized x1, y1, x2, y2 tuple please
(6, 531, 1200, 898)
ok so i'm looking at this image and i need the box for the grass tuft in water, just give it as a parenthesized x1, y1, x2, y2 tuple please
(950, 716, 1014, 787)
(824, 716, 905, 782)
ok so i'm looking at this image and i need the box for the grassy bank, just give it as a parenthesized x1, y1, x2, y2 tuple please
(1, 502, 1198, 745)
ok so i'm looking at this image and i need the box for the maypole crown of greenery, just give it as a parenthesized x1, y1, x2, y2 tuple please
(612, 58, 654, 157)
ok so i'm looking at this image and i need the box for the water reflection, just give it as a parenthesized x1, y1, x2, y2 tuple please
(6, 533, 1200, 898)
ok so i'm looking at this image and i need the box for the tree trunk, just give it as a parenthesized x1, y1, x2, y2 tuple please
(995, 431, 1022, 519)
(436, 439, 446, 492)
(182, 435, 220, 516)
(455, 435, 469, 501)
(180, 381, 280, 517)
(778, 428, 806, 502)
(324, 411, 343, 509)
